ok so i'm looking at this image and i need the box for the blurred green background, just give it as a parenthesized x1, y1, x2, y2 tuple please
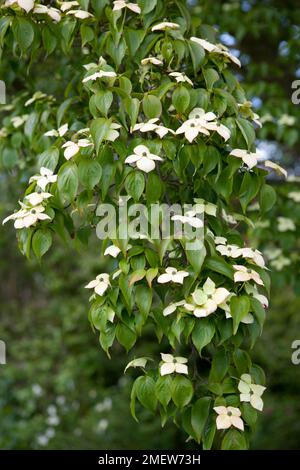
(1, 0, 300, 449)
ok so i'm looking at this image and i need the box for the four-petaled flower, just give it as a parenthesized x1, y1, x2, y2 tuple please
(34, 4, 61, 22)
(233, 265, 264, 285)
(82, 70, 117, 83)
(238, 374, 266, 411)
(157, 267, 189, 285)
(288, 191, 300, 202)
(152, 22, 180, 31)
(160, 353, 188, 376)
(29, 167, 57, 191)
(125, 145, 163, 173)
(85, 273, 110, 296)
(191, 37, 241, 67)
(104, 244, 121, 258)
(45, 123, 68, 138)
(184, 278, 230, 317)
(172, 211, 204, 228)
(229, 149, 262, 169)
(3, 203, 51, 229)
(62, 138, 93, 160)
(277, 216, 296, 232)
(112, 0, 141, 14)
(141, 57, 163, 66)
(25, 191, 52, 206)
(132, 118, 174, 138)
(219, 294, 254, 324)
(5, 0, 34, 13)
(169, 72, 193, 86)
(214, 406, 244, 431)
(163, 300, 185, 317)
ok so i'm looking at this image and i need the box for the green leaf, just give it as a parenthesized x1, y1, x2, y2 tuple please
(146, 173, 163, 203)
(188, 40, 205, 73)
(192, 318, 215, 355)
(233, 349, 251, 375)
(250, 297, 266, 329)
(259, 184, 276, 213)
(124, 97, 140, 128)
(135, 376, 157, 412)
(203, 68, 219, 90)
(32, 229, 52, 259)
(135, 285, 152, 318)
(116, 323, 136, 352)
(125, 171, 145, 201)
(191, 397, 211, 443)
(90, 117, 112, 154)
(236, 117, 256, 149)
(172, 85, 190, 114)
(13, 17, 34, 52)
(57, 161, 79, 204)
(78, 159, 102, 189)
(143, 95, 162, 119)
(185, 240, 206, 274)
(221, 429, 247, 450)
(155, 375, 173, 408)
(209, 349, 229, 383)
(239, 172, 261, 213)
(230, 296, 250, 334)
(171, 375, 193, 408)
(204, 256, 233, 280)
(91, 90, 113, 116)
(38, 147, 59, 172)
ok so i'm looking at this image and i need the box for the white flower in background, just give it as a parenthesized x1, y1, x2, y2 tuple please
(287, 175, 300, 183)
(184, 278, 230, 318)
(3, 203, 51, 229)
(125, 145, 163, 173)
(229, 148, 262, 169)
(214, 406, 244, 431)
(36, 435, 49, 446)
(56, 396, 66, 406)
(62, 138, 92, 160)
(193, 198, 217, 216)
(29, 167, 58, 191)
(25, 91, 48, 107)
(47, 405, 57, 416)
(66, 9, 93, 19)
(233, 265, 264, 285)
(82, 70, 117, 83)
(97, 419, 109, 432)
(270, 256, 291, 271)
(60, 2, 79, 12)
(141, 57, 163, 66)
(189, 108, 217, 122)
(288, 191, 300, 203)
(124, 357, 149, 373)
(260, 113, 273, 124)
(278, 114, 296, 126)
(172, 211, 203, 228)
(85, 273, 110, 296)
(263, 247, 282, 261)
(277, 216, 296, 232)
(169, 72, 193, 86)
(222, 209, 237, 225)
(176, 108, 218, 142)
(113, 0, 141, 14)
(34, 4, 61, 22)
(47, 415, 60, 426)
(11, 115, 28, 128)
(205, 121, 231, 141)
(190, 37, 241, 67)
(217, 244, 242, 258)
(132, 118, 174, 138)
(238, 374, 266, 411)
(104, 244, 121, 258)
(5, 0, 34, 13)
(220, 295, 254, 324)
(45, 428, 55, 439)
(240, 247, 265, 268)
(264, 160, 287, 178)
(105, 122, 122, 142)
(245, 284, 268, 308)
(160, 353, 188, 376)
(152, 22, 180, 32)
(163, 300, 185, 316)
(214, 236, 227, 245)
(252, 112, 262, 128)
(45, 123, 68, 138)
(25, 191, 52, 206)
(32, 384, 43, 397)
(157, 267, 189, 284)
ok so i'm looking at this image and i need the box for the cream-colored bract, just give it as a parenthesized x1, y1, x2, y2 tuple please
(233, 265, 264, 285)
(214, 406, 244, 431)
(157, 267, 189, 285)
(238, 374, 266, 411)
(85, 273, 110, 296)
(160, 353, 188, 376)
(113, 0, 141, 14)
(125, 144, 163, 173)
(30, 167, 58, 191)
(184, 277, 231, 318)
(5, 0, 34, 13)
(229, 148, 262, 169)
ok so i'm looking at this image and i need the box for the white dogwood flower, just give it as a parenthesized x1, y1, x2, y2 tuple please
(278, 114, 295, 126)
(214, 406, 244, 431)
(34, 4, 61, 22)
(25, 91, 48, 107)
(229, 148, 262, 169)
(113, 0, 141, 14)
(11, 115, 28, 128)
(29, 167, 58, 191)
(25, 191, 52, 206)
(264, 160, 287, 178)
(172, 211, 204, 228)
(125, 357, 149, 373)
(141, 57, 163, 66)
(169, 72, 193, 86)
(238, 374, 266, 411)
(189, 108, 217, 122)
(193, 198, 217, 216)
(152, 22, 180, 31)
(233, 265, 264, 285)
(125, 145, 162, 173)
(3, 203, 51, 229)
(245, 284, 269, 308)
(288, 191, 300, 202)
(5, 0, 34, 13)
(66, 9, 93, 19)
(176, 119, 210, 142)
(132, 119, 174, 138)
(163, 300, 185, 316)
(184, 278, 230, 318)
(45, 123, 68, 138)
(214, 236, 227, 245)
(220, 295, 254, 324)
(190, 37, 241, 67)
(157, 267, 189, 285)
(85, 273, 110, 296)
(60, 2, 79, 12)
(82, 70, 117, 83)
(277, 216, 296, 232)
(240, 247, 265, 268)
(160, 353, 188, 376)
(62, 139, 92, 160)
(217, 244, 242, 258)
(270, 256, 291, 271)
(205, 121, 231, 141)
(104, 245, 121, 258)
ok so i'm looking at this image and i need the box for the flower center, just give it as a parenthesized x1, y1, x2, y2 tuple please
(207, 294, 212, 299)
(142, 152, 147, 157)
(190, 123, 195, 128)
(247, 269, 252, 274)
(31, 209, 37, 214)
(227, 411, 232, 417)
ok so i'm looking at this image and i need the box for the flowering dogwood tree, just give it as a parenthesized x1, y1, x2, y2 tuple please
(0, 0, 281, 450)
